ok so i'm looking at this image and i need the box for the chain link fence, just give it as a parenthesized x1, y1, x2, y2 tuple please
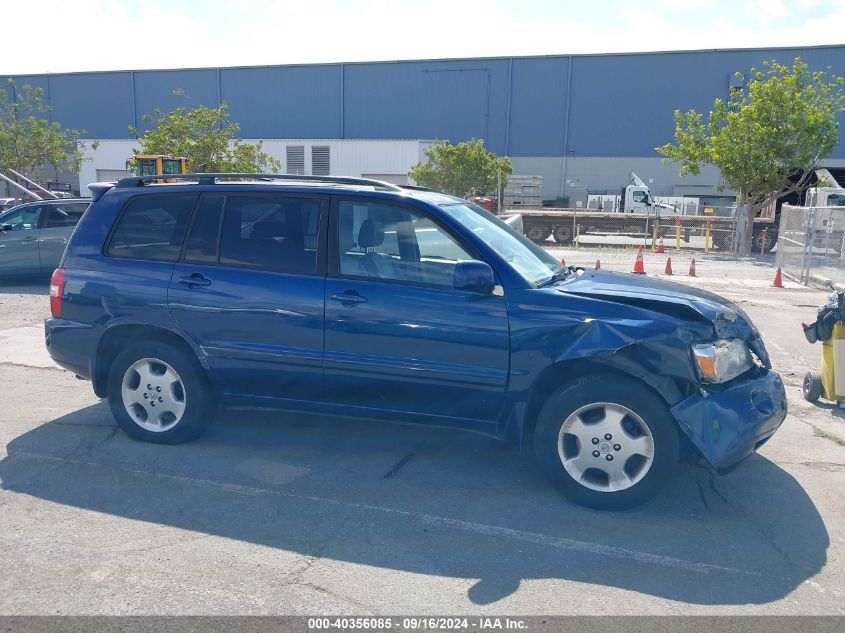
(777, 205, 845, 287)
(420, 174, 784, 256)
(510, 208, 761, 255)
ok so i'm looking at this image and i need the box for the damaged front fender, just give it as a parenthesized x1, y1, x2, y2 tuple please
(670, 370, 787, 471)
(505, 270, 784, 468)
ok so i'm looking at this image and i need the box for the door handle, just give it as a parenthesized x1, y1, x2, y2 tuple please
(330, 291, 368, 305)
(178, 273, 212, 288)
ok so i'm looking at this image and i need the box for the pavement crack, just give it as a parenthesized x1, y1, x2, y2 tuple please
(705, 471, 731, 505)
(382, 452, 416, 479)
(811, 424, 845, 447)
(704, 470, 810, 574)
(695, 478, 709, 510)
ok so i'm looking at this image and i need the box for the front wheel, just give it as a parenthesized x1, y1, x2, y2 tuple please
(533, 374, 679, 510)
(552, 224, 573, 244)
(107, 341, 213, 444)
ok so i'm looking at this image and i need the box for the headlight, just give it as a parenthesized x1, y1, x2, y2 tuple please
(692, 339, 754, 383)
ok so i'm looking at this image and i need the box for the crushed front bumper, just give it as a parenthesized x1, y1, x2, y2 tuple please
(670, 370, 787, 472)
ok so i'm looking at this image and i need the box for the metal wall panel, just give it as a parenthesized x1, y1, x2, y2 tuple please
(3, 45, 844, 156)
(1, 72, 135, 138)
(0, 76, 51, 120)
(220, 65, 342, 138)
(132, 69, 219, 132)
(507, 57, 569, 157)
(567, 46, 845, 158)
(343, 58, 509, 152)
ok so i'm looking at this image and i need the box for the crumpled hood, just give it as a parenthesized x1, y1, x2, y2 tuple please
(553, 270, 770, 366)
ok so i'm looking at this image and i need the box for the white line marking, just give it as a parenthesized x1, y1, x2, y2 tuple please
(9, 449, 761, 576)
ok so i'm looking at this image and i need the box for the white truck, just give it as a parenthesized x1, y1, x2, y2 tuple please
(798, 168, 845, 239)
(509, 172, 778, 251)
(617, 172, 677, 214)
(804, 169, 845, 209)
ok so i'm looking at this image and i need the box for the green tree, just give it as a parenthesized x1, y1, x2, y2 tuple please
(409, 138, 512, 198)
(0, 79, 89, 180)
(130, 92, 280, 173)
(657, 58, 845, 255)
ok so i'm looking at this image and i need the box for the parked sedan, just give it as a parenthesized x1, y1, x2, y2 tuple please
(0, 198, 90, 278)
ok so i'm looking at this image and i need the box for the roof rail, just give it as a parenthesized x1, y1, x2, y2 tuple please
(115, 173, 404, 191)
(400, 184, 440, 192)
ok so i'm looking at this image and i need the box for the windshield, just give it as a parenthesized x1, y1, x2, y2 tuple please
(439, 202, 566, 286)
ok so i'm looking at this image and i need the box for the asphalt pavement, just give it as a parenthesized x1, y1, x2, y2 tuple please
(0, 252, 843, 615)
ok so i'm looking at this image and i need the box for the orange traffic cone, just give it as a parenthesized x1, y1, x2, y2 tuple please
(688, 258, 697, 277)
(657, 236, 665, 254)
(595, 259, 601, 269)
(632, 246, 646, 274)
(664, 257, 673, 275)
(772, 267, 783, 288)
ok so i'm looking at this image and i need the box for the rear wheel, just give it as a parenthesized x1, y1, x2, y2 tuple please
(533, 374, 679, 510)
(107, 341, 212, 444)
(803, 371, 823, 403)
(526, 223, 551, 242)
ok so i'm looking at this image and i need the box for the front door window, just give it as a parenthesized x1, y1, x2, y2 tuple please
(337, 201, 471, 287)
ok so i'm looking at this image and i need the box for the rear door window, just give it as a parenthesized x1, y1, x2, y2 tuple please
(219, 195, 322, 274)
(106, 195, 195, 262)
(43, 202, 89, 228)
(183, 196, 225, 264)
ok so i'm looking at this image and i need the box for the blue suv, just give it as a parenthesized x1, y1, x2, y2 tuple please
(45, 174, 787, 509)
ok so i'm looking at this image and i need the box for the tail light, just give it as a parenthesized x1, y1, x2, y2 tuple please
(50, 268, 65, 318)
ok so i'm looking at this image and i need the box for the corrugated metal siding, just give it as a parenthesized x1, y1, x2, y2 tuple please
(507, 57, 569, 157)
(343, 59, 509, 151)
(26, 72, 135, 138)
(221, 65, 342, 138)
(567, 46, 845, 158)
(133, 69, 219, 132)
(2, 45, 843, 157)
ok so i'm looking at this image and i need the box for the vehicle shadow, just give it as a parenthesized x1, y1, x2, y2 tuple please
(0, 402, 828, 607)
(0, 278, 49, 294)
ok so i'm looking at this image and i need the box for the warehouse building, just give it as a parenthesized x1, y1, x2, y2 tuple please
(2, 44, 844, 205)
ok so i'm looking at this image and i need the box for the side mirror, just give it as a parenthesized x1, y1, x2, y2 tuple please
(453, 260, 496, 295)
(0, 224, 12, 232)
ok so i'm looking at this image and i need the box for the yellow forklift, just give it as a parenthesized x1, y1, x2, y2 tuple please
(128, 155, 188, 180)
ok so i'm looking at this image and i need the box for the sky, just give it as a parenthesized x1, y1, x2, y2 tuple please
(1, 0, 844, 75)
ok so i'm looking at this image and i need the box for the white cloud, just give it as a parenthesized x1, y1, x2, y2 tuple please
(0, 0, 843, 75)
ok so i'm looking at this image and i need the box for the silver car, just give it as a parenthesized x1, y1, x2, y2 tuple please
(0, 199, 90, 277)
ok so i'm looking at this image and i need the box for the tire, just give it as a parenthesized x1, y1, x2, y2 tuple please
(533, 374, 679, 510)
(526, 223, 551, 242)
(803, 371, 823, 403)
(107, 340, 213, 444)
(552, 224, 573, 244)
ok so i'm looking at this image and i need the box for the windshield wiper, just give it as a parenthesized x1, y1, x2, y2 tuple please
(538, 268, 573, 287)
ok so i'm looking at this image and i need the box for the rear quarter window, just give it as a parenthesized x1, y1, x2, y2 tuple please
(106, 195, 196, 262)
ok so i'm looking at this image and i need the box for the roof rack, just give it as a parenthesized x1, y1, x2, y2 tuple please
(115, 173, 404, 191)
(400, 184, 439, 192)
